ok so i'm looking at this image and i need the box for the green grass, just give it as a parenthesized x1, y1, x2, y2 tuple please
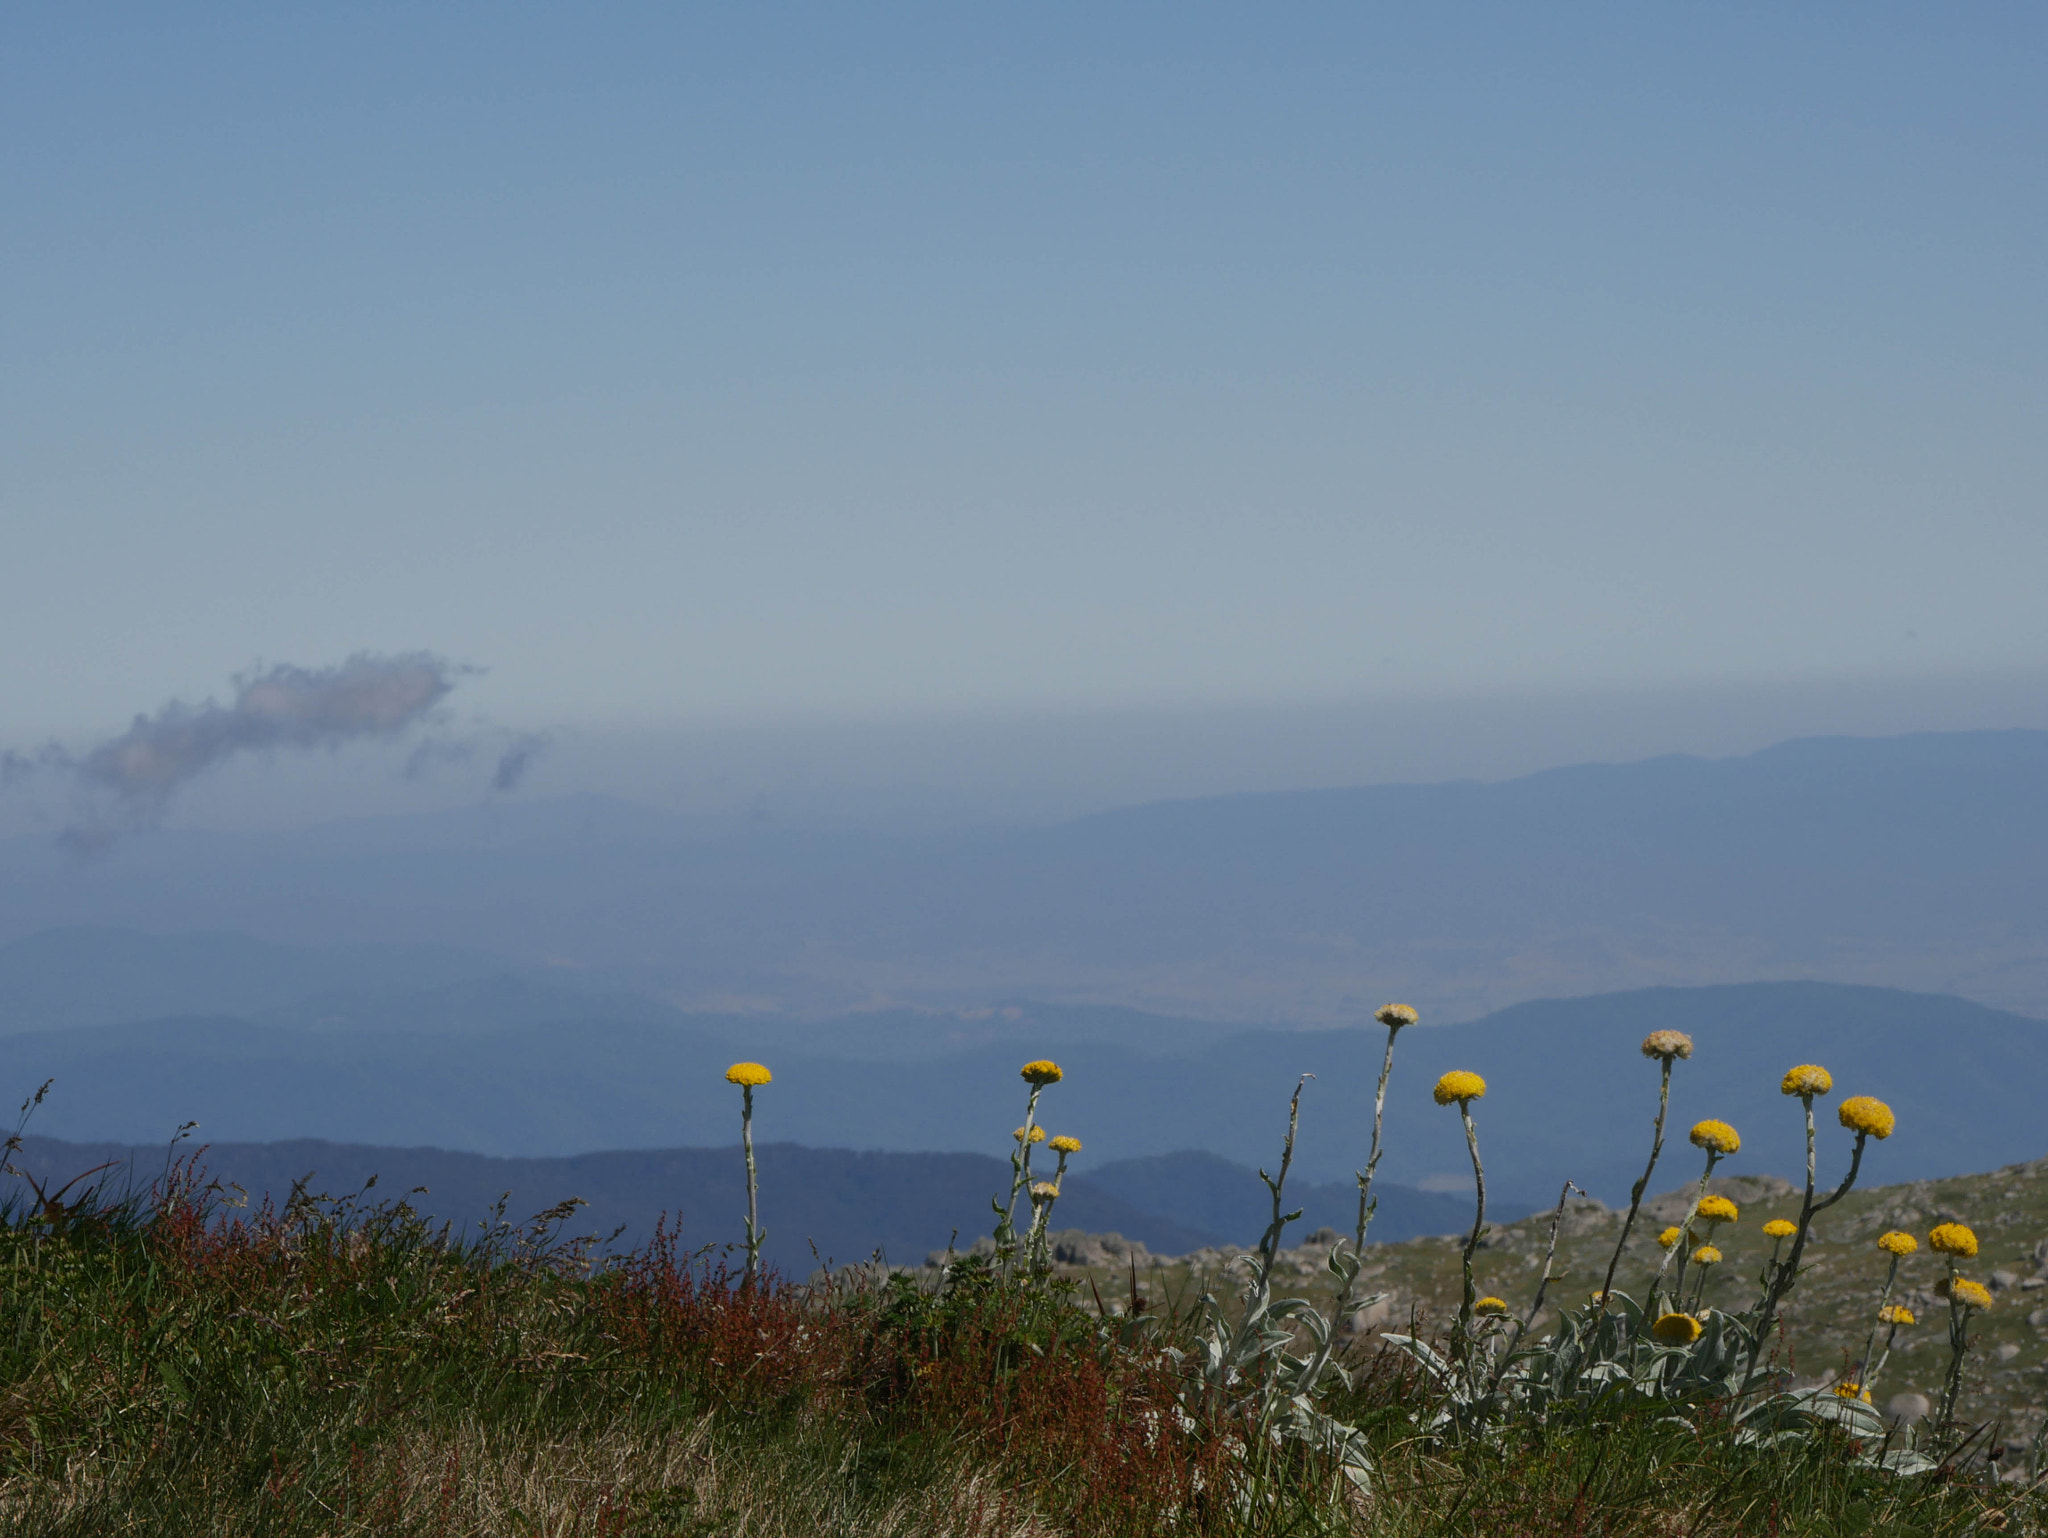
(0, 1158, 2041, 1536)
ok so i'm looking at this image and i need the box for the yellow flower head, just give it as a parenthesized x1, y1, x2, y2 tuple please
(1375, 1003, 1419, 1029)
(1696, 1195, 1739, 1225)
(1762, 1218, 1798, 1239)
(1879, 1304, 1916, 1326)
(1029, 1180, 1061, 1201)
(1433, 1070, 1487, 1105)
(1048, 1134, 1082, 1154)
(1928, 1222, 1979, 1259)
(1950, 1277, 1994, 1311)
(1587, 1290, 1611, 1306)
(1781, 1063, 1833, 1098)
(1692, 1244, 1723, 1266)
(1837, 1096, 1895, 1140)
(1021, 1060, 1064, 1086)
(724, 1062, 772, 1087)
(1689, 1119, 1741, 1155)
(1013, 1125, 1047, 1144)
(1657, 1226, 1690, 1250)
(1831, 1381, 1873, 1403)
(1877, 1230, 1918, 1257)
(1641, 1030, 1695, 1061)
(1474, 1296, 1509, 1316)
(1651, 1312, 1704, 1345)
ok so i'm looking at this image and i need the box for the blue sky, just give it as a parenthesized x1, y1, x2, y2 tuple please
(6, 6, 2046, 770)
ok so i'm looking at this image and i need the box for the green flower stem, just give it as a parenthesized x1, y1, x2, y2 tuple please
(1855, 1253, 1902, 1391)
(998, 1083, 1045, 1243)
(1600, 1056, 1674, 1314)
(1648, 1148, 1721, 1304)
(1742, 1126, 1868, 1392)
(740, 1083, 763, 1288)
(1454, 1102, 1487, 1357)
(1936, 1259, 1974, 1441)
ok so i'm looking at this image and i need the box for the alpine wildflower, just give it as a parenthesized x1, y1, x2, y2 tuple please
(1689, 1120, 1740, 1155)
(1651, 1312, 1704, 1345)
(1696, 1194, 1739, 1225)
(1877, 1230, 1918, 1256)
(1475, 1296, 1509, 1316)
(1781, 1063, 1833, 1098)
(724, 1062, 771, 1285)
(1762, 1218, 1797, 1239)
(1929, 1222, 1979, 1258)
(1879, 1304, 1915, 1326)
(1433, 1070, 1487, 1105)
(1838, 1096, 1896, 1139)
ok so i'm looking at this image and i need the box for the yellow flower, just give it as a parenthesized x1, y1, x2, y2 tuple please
(1048, 1134, 1082, 1154)
(1474, 1296, 1509, 1316)
(1928, 1222, 1979, 1259)
(1837, 1096, 1895, 1140)
(1832, 1381, 1873, 1403)
(1651, 1312, 1704, 1345)
(1781, 1063, 1833, 1098)
(1433, 1070, 1487, 1105)
(1029, 1180, 1061, 1200)
(1950, 1278, 1993, 1311)
(1876, 1230, 1917, 1257)
(724, 1062, 772, 1087)
(1375, 1003, 1419, 1029)
(1657, 1226, 1689, 1250)
(1013, 1125, 1047, 1144)
(1689, 1119, 1740, 1155)
(1640, 1030, 1694, 1061)
(1696, 1195, 1739, 1225)
(1021, 1060, 1063, 1086)
(1692, 1244, 1723, 1266)
(1762, 1219, 1797, 1239)
(1879, 1304, 1915, 1326)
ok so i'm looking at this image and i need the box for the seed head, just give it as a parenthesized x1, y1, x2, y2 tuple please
(1375, 1003, 1419, 1030)
(1641, 1030, 1694, 1061)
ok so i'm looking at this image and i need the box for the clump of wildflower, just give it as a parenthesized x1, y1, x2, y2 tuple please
(1832, 1381, 1873, 1403)
(1877, 1230, 1918, 1256)
(1433, 1070, 1486, 1105)
(1014, 1125, 1047, 1144)
(1474, 1296, 1508, 1316)
(1021, 1060, 1063, 1085)
(1696, 1194, 1739, 1224)
(1949, 1278, 1994, 1310)
(1762, 1218, 1797, 1239)
(724, 1062, 772, 1086)
(1047, 1134, 1081, 1154)
(1929, 1222, 1979, 1258)
(1879, 1304, 1915, 1326)
(1781, 1063, 1833, 1098)
(1651, 1312, 1704, 1345)
(1838, 1096, 1895, 1139)
(1375, 1003, 1418, 1029)
(1692, 1244, 1723, 1266)
(1689, 1119, 1740, 1155)
(1641, 1030, 1694, 1061)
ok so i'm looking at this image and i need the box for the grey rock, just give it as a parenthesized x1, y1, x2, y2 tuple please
(1885, 1392, 1931, 1424)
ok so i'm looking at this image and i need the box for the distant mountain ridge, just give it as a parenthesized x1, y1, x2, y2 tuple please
(3, 728, 2048, 1020)
(3, 971, 2043, 1212)
(0, 1136, 1473, 1273)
